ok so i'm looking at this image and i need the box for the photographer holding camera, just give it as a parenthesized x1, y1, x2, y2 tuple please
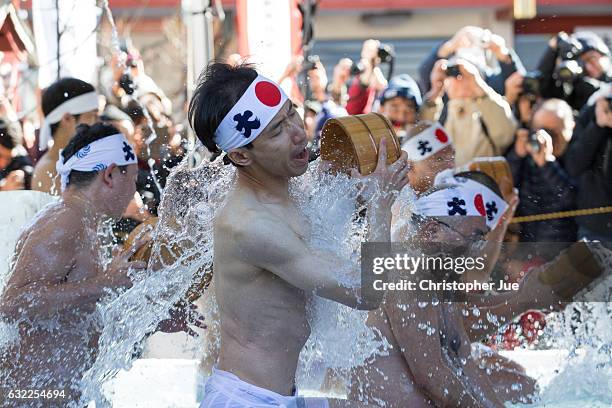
(564, 89, 612, 241)
(345, 39, 389, 115)
(425, 58, 516, 166)
(506, 98, 578, 242)
(504, 71, 542, 128)
(537, 31, 611, 111)
(419, 26, 524, 96)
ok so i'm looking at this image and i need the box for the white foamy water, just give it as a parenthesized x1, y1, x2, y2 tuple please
(78, 153, 231, 406)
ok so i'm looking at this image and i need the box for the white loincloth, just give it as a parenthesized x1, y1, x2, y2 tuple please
(200, 368, 330, 408)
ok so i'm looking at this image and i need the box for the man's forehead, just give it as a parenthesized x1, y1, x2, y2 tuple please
(533, 110, 563, 128)
(260, 99, 293, 134)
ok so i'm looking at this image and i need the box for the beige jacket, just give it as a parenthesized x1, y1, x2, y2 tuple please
(421, 86, 516, 166)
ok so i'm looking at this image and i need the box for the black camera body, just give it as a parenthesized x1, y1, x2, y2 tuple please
(553, 32, 585, 84)
(377, 43, 395, 63)
(554, 60, 584, 84)
(528, 132, 541, 154)
(556, 32, 584, 61)
(119, 72, 135, 96)
(303, 54, 320, 72)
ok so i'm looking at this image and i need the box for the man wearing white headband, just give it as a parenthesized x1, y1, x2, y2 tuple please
(32, 77, 99, 195)
(188, 62, 409, 407)
(403, 121, 455, 194)
(349, 203, 536, 407)
(1, 123, 145, 404)
(391, 122, 456, 240)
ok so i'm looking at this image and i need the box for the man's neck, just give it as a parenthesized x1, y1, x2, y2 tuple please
(62, 189, 107, 223)
(46, 129, 72, 159)
(236, 169, 290, 203)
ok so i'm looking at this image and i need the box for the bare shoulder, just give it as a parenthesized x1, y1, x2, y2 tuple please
(8, 205, 84, 288)
(216, 194, 281, 240)
(215, 196, 298, 264)
(17, 204, 84, 255)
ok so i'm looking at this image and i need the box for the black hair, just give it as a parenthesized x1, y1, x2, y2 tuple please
(454, 170, 503, 197)
(41, 77, 95, 137)
(61, 122, 127, 189)
(188, 61, 257, 163)
(0, 117, 22, 150)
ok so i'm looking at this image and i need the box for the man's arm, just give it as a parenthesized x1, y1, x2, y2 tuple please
(565, 104, 608, 177)
(476, 83, 517, 155)
(384, 297, 501, 407)
(232, 214, 383, 310)
(1, 219, 141, 320)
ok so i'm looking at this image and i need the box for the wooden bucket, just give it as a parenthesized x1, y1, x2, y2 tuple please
(458, 157, 514, 201)
(123, 217, 158, 262)
(122, 217, 210, 302)
(320, 113, 401, 175)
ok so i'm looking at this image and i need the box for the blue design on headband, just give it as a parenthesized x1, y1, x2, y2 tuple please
(75, 145, 91, 159)
(122, 142, 135, 161)
(233, 110, 261, 138)
(92, 163, 108, 171)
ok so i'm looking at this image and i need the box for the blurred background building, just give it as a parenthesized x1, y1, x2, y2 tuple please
(7, 0, 612, 113)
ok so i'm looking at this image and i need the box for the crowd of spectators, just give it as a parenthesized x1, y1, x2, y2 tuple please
(273, 26, 612, 244)
(1, 27, 610, 243)
(1, 43, 188, 241)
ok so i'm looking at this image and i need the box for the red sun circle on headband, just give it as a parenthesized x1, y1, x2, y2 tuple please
(474, 194, 486, 216)
(255, 81, 282, 107)
(435, 128, 449, 143)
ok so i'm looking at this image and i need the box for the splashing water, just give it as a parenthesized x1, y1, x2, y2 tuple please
(292, 166, 392, 391)
(78, 157, 394, 404)
(510, 243, 612, 407)
(78, 152, 231, 406)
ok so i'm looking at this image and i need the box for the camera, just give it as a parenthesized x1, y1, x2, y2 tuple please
(551, 32, 585, 85)
(554, 60, 583, 84)
(556, 32, 584, 61)
(377, 43, 395, 63)
(522, 71, 541, 96)
(119, 72, 135, 96)
(445, 63, 461, 78)
(528, 132, 541, 154)
(350, 61, 364, 76)
(302, 54, 320, 72)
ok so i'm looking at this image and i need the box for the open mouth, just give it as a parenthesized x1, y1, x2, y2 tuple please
(292, 146, 309, 164)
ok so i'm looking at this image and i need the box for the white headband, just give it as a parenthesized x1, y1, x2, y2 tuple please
(415, 176, 508, 229)
(39, 91, 99, 151)
(56, 133, 137, 192)
(215, 75, 288, 151)
(402, 123, 452, 161)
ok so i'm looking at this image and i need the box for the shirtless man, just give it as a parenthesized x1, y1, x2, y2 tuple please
(0, 123, 144, 406)
(32, 78, 99, 194)
(187, 62, 409, 406)
(350, 182, 537, 407)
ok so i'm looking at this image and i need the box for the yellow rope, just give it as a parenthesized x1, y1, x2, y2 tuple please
(510, 206, 612, 224)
